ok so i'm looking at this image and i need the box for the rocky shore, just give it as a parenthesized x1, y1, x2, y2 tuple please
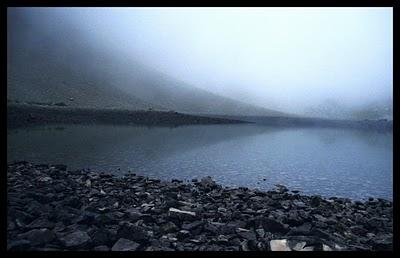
(7, 161, 393, 251)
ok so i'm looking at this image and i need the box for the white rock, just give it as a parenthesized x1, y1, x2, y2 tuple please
(334, 244, 345, 250)
(85, 179, 91, 187)
(323, 244, 333, 251)
(236, 228, 250, 233)
(168, 208, 196, 218)
(270, 239, 291, 251)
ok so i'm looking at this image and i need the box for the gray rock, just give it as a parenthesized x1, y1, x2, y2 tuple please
(59, 230, 91, 248)
(94, 245, 110, 251)
(111, 238, 140, 251)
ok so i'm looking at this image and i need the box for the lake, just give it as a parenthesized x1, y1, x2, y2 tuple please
(7, 124, 393, 200)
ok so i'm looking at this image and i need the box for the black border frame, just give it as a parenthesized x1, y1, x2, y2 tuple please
(3, 1, 398, 257)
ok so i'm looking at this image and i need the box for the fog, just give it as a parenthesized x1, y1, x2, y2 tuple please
(8, 7, 393, 118)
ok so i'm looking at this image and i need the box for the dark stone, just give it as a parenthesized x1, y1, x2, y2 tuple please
(371, 238, 392, 251)
(350, 225, 368, 235)
(59, 230, 91, 249)
(284, 210, 303, 226)
(77, 211, 98, 225)
(261, 218, 289, 234)
(182, 220, 204, 231)
(177, 230, 191, 240)
(90, 228, 111, 246)
(204, 222, 220, 235)
(65, 196, 81, 208)
(7, 240, 31, 251)
(26, 217, 55, 229)
(310, 228, 331, 240)
(54, 164, 67, 171)
(236, 230, 257, 241)
(160, 221, 179, 233)
(117, 222, 148, 243)
(310, 196, 322, 207)
(287, 222, 312, 236)
(199, 176, 217, 189)
(95, 214, 117, 225)
(17, 228, 56, 246)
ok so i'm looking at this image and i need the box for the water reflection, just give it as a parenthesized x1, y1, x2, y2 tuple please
(7, 124, 392, 200)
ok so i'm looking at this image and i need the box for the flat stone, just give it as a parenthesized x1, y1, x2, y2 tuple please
(111, 238, 140, 251)
(168, 207, 197, 221)
(94, 245, 110, 251)
(59, 230, 91, 248)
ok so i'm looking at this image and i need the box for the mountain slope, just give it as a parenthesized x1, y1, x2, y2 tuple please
(7, 8, 287, 116)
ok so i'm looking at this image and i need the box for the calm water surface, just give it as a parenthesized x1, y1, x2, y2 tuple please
(7, 124, 393, 200)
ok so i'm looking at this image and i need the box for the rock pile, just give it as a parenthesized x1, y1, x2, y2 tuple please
(7, 161, 393, 251)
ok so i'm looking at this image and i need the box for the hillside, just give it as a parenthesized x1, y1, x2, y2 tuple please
(7, 8, 287, 117)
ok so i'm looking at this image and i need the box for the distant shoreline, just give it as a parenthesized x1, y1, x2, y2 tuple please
(7, 104, 249, 129)
(198, 114, 393, 132)
(7, 103, 392, 132)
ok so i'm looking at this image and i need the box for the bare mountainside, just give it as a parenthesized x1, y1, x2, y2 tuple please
(7, 9, 287, 116)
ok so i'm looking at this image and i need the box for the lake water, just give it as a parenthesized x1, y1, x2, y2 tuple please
(7, 124, 393, 200)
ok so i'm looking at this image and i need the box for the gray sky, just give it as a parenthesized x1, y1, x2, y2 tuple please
(11, 7, 393, 115)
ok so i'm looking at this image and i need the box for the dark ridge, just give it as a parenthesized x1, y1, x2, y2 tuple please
(7, 104, 249, 129)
